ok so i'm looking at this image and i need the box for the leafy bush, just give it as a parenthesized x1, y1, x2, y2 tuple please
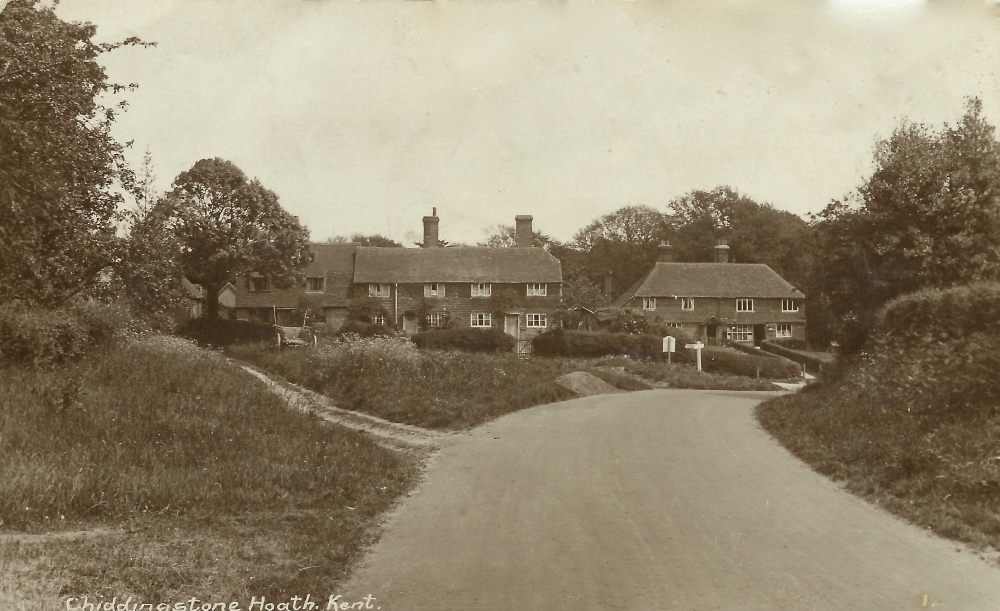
(877, 282, 1000, 343)
(0, 302, 139, 367)
(728, 341, 781, 358)
(533, 329, 676, 360)
(336, 319, 396, 339)
(700, 347, 800, 379)
(411, 327, 515, 353)
(179, 318, 279, 346)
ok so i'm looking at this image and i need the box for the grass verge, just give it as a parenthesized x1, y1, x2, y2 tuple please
(228, 339, 782, 430)
(0, 336, 417, 610)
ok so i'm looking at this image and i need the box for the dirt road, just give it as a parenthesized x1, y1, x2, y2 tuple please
(339, 389, 1000, 611)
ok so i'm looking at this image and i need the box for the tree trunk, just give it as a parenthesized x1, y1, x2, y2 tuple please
(205, 283, 220, 320)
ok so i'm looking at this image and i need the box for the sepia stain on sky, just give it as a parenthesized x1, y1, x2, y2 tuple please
(50, 0, 1000, 245)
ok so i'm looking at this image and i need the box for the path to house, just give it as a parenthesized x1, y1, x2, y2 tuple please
(338, 389, 1000, 611)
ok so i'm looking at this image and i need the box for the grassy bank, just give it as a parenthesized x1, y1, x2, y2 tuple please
(757, 284, 1000, 554)
(0, 337, 416, 609)
(228, 339, 781, 430)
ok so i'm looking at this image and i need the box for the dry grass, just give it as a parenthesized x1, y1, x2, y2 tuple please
(0, 336, 417, 609)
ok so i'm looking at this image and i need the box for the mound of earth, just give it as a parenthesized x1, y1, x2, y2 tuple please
(555, 372, 620, 397)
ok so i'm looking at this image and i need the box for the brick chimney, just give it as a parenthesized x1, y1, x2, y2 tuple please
(422, 207, 440, 248)
(657, 241, 673, 263)
(515, 215, 533, 248)
(714, 239, 730, 263)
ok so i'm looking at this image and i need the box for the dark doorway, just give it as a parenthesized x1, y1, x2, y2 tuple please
(706, 324, 718, 346)
(753, 324, 766, 346)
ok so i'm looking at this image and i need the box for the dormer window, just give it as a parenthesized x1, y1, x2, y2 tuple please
(424, 283, 445, 298)
(681, 297, 694, 311)
(369, 284, 391, 298)
(736, 298, 754, 312)
(527, 283, 547, 296)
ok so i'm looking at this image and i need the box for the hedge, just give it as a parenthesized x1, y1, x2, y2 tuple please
(411, 328, 515, 353)
(0, 303, 137, 367)
(770, 336, 808, 350)
(760, 340, 828, 375)
(877, 282, 1000, 344)
(180, 318, 279, 347)
(700, 347, 800, 379)
(728, 341, 781, 358)
(533, 329, 694, 361)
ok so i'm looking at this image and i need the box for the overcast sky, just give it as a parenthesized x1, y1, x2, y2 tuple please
(51, 0, 1000, 246)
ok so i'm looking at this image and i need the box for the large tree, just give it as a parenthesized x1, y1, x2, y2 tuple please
(326, 233, 402, 247)
(0, 0, 151, 304)
(667, 186, 811, 287)
(160, 158, 311, 319)
(811, 98, 1000, 351)
(478, 224, 555, 249)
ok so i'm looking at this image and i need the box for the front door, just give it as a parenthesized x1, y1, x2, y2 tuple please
(402, 313, 418, 335)
(504, 314, 520, 338)
(753, 324, 766, 346)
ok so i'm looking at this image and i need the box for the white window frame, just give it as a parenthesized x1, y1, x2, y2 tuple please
(368, 283, 391, 298)
(681, 297, 694, 311)
(526, 313, 547, 328)
(471, 283, 492, 297)
(424, 283, 445, 298)
(728, 324, 753, 342)
(666, 322, 682, 329)
(470, 312, 492, 327)
(642, 297, 656, 310)
(736, 298, 754, 312)
(372, 315, 386, 326)
(782, 299, 799, 312)
(776, 324, 793, 338)
(306, 277, 325, 292)
(426, 314, 442, 328)
(526, 283, 547, 297)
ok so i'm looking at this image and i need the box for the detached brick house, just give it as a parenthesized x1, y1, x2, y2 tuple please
(232, 210, 563, 339)
(611, 241, 806, 345)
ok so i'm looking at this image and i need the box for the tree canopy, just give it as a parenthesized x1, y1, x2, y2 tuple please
(327, 233, 402, 247)
(159, 158, 311, 318)
(0, 0, 151, 304)
(478, 224, 555, 249)
(810, 98, 1000, 351)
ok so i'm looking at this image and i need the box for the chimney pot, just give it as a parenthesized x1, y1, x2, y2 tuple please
(515, 215, 534, 248)
(422, 208, 440, 248)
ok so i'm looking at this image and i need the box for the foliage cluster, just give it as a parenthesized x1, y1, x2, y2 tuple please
(699, 347, 800, 379)
(410, 327, 516, 353)
(336, 319, 396, 339)
(0, 302, 142, 367)
(533, 329, 668, 360)
(760, 340, 830, 375)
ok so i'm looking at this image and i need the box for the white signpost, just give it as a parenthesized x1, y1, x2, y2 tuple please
(662, 336, 676, 364)
(684, 341, 705, 371)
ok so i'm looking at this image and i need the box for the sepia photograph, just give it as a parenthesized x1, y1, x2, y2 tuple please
(2, 0, 1000, 609)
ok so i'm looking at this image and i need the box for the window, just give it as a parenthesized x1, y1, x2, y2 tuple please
(369, 283, 391, 298)
(681, 297, 694, 311)
(372, 315, 386, 326)
(424, 283, 445, 298)
(470, 313, 492, 327)
(471, 283, 491, 297)
(666, 323, 683, 329)
(728, 324, 753, 342)
(426, 314, 442, 328)
(736, 298, 754, 312)
(776, 324, 792, 338)
(782, 299, 799, 312)
(306, 277, 325, 292)
(527, 283, 547, 296)
(250, 277, 270, 292)
(642, 297, 656, 310)
(526, 313, 547, 328)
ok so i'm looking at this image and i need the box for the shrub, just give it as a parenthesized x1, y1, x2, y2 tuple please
(770, 336, 808, 350)
(700, 347, 800, 379)
(336, 319, 395, 339)
(179, 318, 279, 347)
(533, 329, 676, 360)
(0, 302, 138, 367)
(411, 327, 515, 353)
(876, 282, 1000, 344)
(728, 341, 781, 358)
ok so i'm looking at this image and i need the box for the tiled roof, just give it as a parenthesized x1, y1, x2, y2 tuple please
(233, 243, 358, 309)
(353, 247, 562, 283)
(180, 277, 203, 300)
(611, 262, 803, 307)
